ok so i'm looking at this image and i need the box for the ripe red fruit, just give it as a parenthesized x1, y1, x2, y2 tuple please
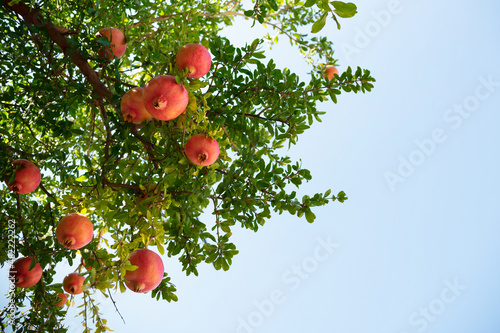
(175, 43, 212, 79)
(121, 87, 153, 124)
(324, 65, 339, 81)
(63, 272, 85, 295)
(55, 293, 68, 307)
(185, 134, 220, 166)
(5, 159, 41, 194)
(142, 75, 189, 121)
(56, 213, 94, 250)
(9, 257, 43, 288)
(124, 248, 164, 293)
(97, 27, 126, 59)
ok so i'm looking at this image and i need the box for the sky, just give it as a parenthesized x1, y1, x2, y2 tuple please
(2, 0, 500, 332)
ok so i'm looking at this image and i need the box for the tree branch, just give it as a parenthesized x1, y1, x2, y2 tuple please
(3, 1, 112, 100)
(129, 126, 159, 170)
(96, 97, 111, 161)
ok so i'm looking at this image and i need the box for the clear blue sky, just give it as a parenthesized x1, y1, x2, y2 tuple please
(2, 1, 500, 332)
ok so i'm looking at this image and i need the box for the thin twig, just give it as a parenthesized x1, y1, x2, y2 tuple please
(107, 289, 126, 324)
(222, 126, 240, 153)
(129, 126, 158, 169)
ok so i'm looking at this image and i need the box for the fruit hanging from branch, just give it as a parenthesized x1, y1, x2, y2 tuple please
(55, 293, 68, 307)
(142, 75, 189, 121)
(121, 87, 153, 124)
(185, 134, 220, 167)
(56, 213, 94, 250)
(5, 159, 41, 194)
(96, 27, 127, 59)
(324, 65, 339, 81)
(176, 43, 212, 79)
(63, 272, 86, 295)
(124, 248, 164, 293)
(9, 257, 43, 288)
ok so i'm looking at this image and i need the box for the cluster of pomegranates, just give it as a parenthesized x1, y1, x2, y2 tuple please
(9, 210, 163, 308)
(7, 26, 338, 308)
(104, 28, 220, 167)
(7, 27, 224, 304)
(96, 28, 337, 168)
(5, 162, 163, 303)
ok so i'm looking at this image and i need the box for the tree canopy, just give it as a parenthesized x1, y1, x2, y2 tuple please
(0, 0, 374, 331)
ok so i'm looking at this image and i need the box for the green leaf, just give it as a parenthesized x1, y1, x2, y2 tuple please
(331, 13, 342, 29)
(164, 165, 177, 173)
(157, 243, 165, 255)
(305, 209, 316, 223)
(311, 12, 328, 33)
(125, 264, 138, 272)
(304, 0, 316, 7)
(222, 259, 230, 271)
(268, 0, 279, 11)
(337, 190, 348, 203)
(328, 89, 338, 103)
(178, 156, 189, 165)
(75, 175, 87, 182)
(317, 0, 331, 11)
(213, 257, 222, 270)
(253, 51, 266, 59)
(70, 128, 84, 135)
(331, 1, 357, 18)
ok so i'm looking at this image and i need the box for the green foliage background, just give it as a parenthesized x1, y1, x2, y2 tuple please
(0, 0, 374, 331)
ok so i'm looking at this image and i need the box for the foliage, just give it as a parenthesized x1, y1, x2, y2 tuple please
(0, 0, 374, 331)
